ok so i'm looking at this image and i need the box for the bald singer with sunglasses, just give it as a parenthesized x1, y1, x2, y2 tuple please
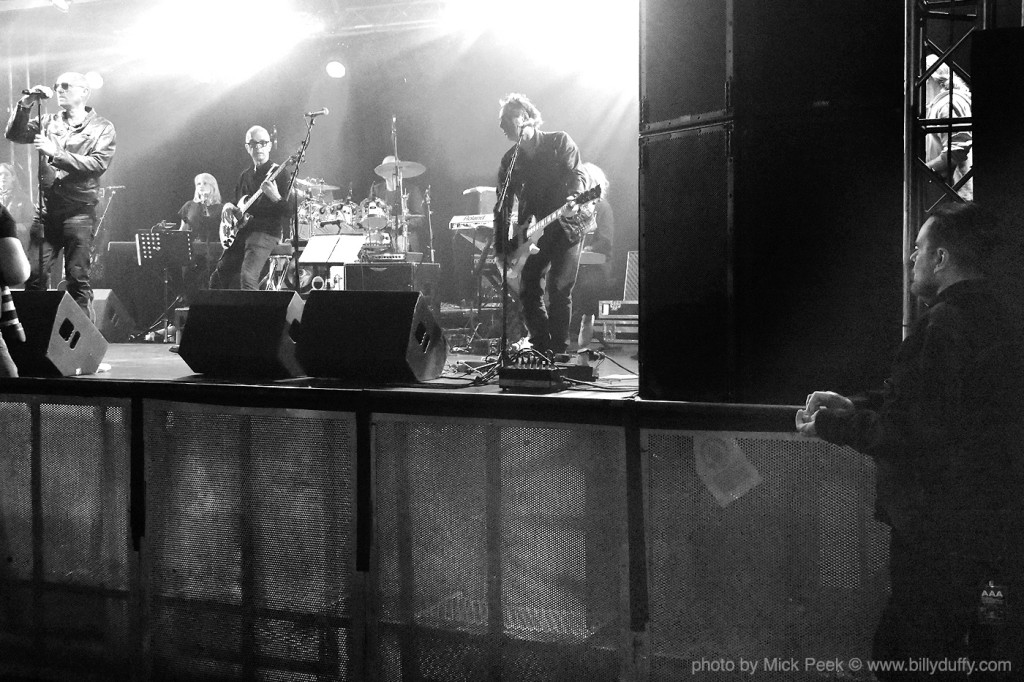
(5, 72, 116, 321)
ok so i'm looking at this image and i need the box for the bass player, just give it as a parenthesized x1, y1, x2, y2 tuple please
(493, 93, 596, 357)
(210, 125, 293, 290)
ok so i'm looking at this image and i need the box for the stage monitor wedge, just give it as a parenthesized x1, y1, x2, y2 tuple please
(178, 290, 305, 379)
(9, 291, 109, 377)
(93, 289, 136, 343)
(297, 290, 447, 383)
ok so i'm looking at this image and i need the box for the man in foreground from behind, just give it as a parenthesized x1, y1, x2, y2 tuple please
(797, 202, 1024, 679)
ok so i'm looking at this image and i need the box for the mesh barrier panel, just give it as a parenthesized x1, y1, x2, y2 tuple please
(0, 392, 898, 681)
(374, 416, 627, 682)
(144, 403, 356, 681)
(645, 430, 889, 680)
(0, 395, 131, 680)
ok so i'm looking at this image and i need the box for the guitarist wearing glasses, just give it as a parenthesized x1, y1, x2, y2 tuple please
(210, 125, 293, 290)
(493, 93, 598, 357)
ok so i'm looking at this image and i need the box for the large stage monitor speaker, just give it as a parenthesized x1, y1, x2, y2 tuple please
(972, 27, 1024, 221)
(9, 291, 109, 377)
(178, 290, 305, 378)
(297, 290, 447, 383)
(92, 289, 136, 342)
(639, 114, 903, 404)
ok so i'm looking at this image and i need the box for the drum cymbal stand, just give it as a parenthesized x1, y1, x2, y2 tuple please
(389, 116, 409, 254)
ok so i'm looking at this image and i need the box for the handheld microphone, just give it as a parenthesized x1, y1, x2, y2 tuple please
(21, 86, 53, 99)
(304, 108, 329, 118)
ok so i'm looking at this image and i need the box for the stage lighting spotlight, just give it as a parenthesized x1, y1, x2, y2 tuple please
(84, 71, 104, 89)
(325, 61, 346, 79)
(51, 0, 71, 11)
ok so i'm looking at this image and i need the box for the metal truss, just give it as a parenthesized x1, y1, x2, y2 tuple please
(902, 0, 1021, 334)
(323, 1, 448, 38)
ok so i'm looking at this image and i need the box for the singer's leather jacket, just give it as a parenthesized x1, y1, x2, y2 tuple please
(5, 104, 116, 214)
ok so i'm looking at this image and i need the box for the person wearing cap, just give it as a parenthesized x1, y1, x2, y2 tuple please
(5, 71, 116, 319)
(924, 53, 973, 201)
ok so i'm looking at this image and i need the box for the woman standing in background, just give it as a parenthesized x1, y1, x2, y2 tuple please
(178, 172, 223, 303)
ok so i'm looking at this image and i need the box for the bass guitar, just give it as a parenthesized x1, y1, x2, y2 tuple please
(220, 156, 297, 248)
(497, 183, 603, 292)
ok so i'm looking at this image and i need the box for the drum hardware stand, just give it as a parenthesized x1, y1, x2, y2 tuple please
(424, 184, 435, 263)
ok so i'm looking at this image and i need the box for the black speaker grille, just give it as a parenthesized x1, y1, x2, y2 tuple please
(145, 403, 356, 680)
(645, 430, 888, 679)
(374, 417, 626, 681)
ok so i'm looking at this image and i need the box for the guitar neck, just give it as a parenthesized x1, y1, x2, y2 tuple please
(521, 208, 561, 243)
(516, 185, 600, 245)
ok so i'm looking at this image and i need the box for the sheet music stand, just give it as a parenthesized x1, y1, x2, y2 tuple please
(136, 231, 193, 341)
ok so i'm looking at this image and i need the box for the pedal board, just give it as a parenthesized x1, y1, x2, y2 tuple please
(498, 357, 598, 393)
(499, 353, 564, 393)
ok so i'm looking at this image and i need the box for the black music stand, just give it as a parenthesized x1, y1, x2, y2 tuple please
(136, 231, 192, 341)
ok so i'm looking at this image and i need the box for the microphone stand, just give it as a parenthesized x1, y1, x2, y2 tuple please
(494, 128, 526, 369)
(285, 117, 317, 294)
(31, 99, 46, 290)
(90, 186, 121, 280)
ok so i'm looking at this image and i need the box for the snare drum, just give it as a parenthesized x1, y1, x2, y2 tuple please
(359, 198, 390, 230)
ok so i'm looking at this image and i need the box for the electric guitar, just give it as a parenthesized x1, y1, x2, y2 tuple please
(497, 184, 603, 291)
(220, 156, 296, 248)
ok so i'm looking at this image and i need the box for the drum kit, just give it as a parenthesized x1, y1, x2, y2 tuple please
(295, 157, 426, 258)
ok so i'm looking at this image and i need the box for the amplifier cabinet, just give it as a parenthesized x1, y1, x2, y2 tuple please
(343, 263, 440, 298)
(598, 300, 639, 320)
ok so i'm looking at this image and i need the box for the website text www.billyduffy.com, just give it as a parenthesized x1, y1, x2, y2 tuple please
(690, 656, 1013, 676)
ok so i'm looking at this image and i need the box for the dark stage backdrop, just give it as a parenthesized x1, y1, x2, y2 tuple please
(1, 7, 638, 307)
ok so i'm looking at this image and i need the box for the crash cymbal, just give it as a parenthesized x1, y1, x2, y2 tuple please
(374, 159, 426, 179)
(296, 177, 340, 191)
